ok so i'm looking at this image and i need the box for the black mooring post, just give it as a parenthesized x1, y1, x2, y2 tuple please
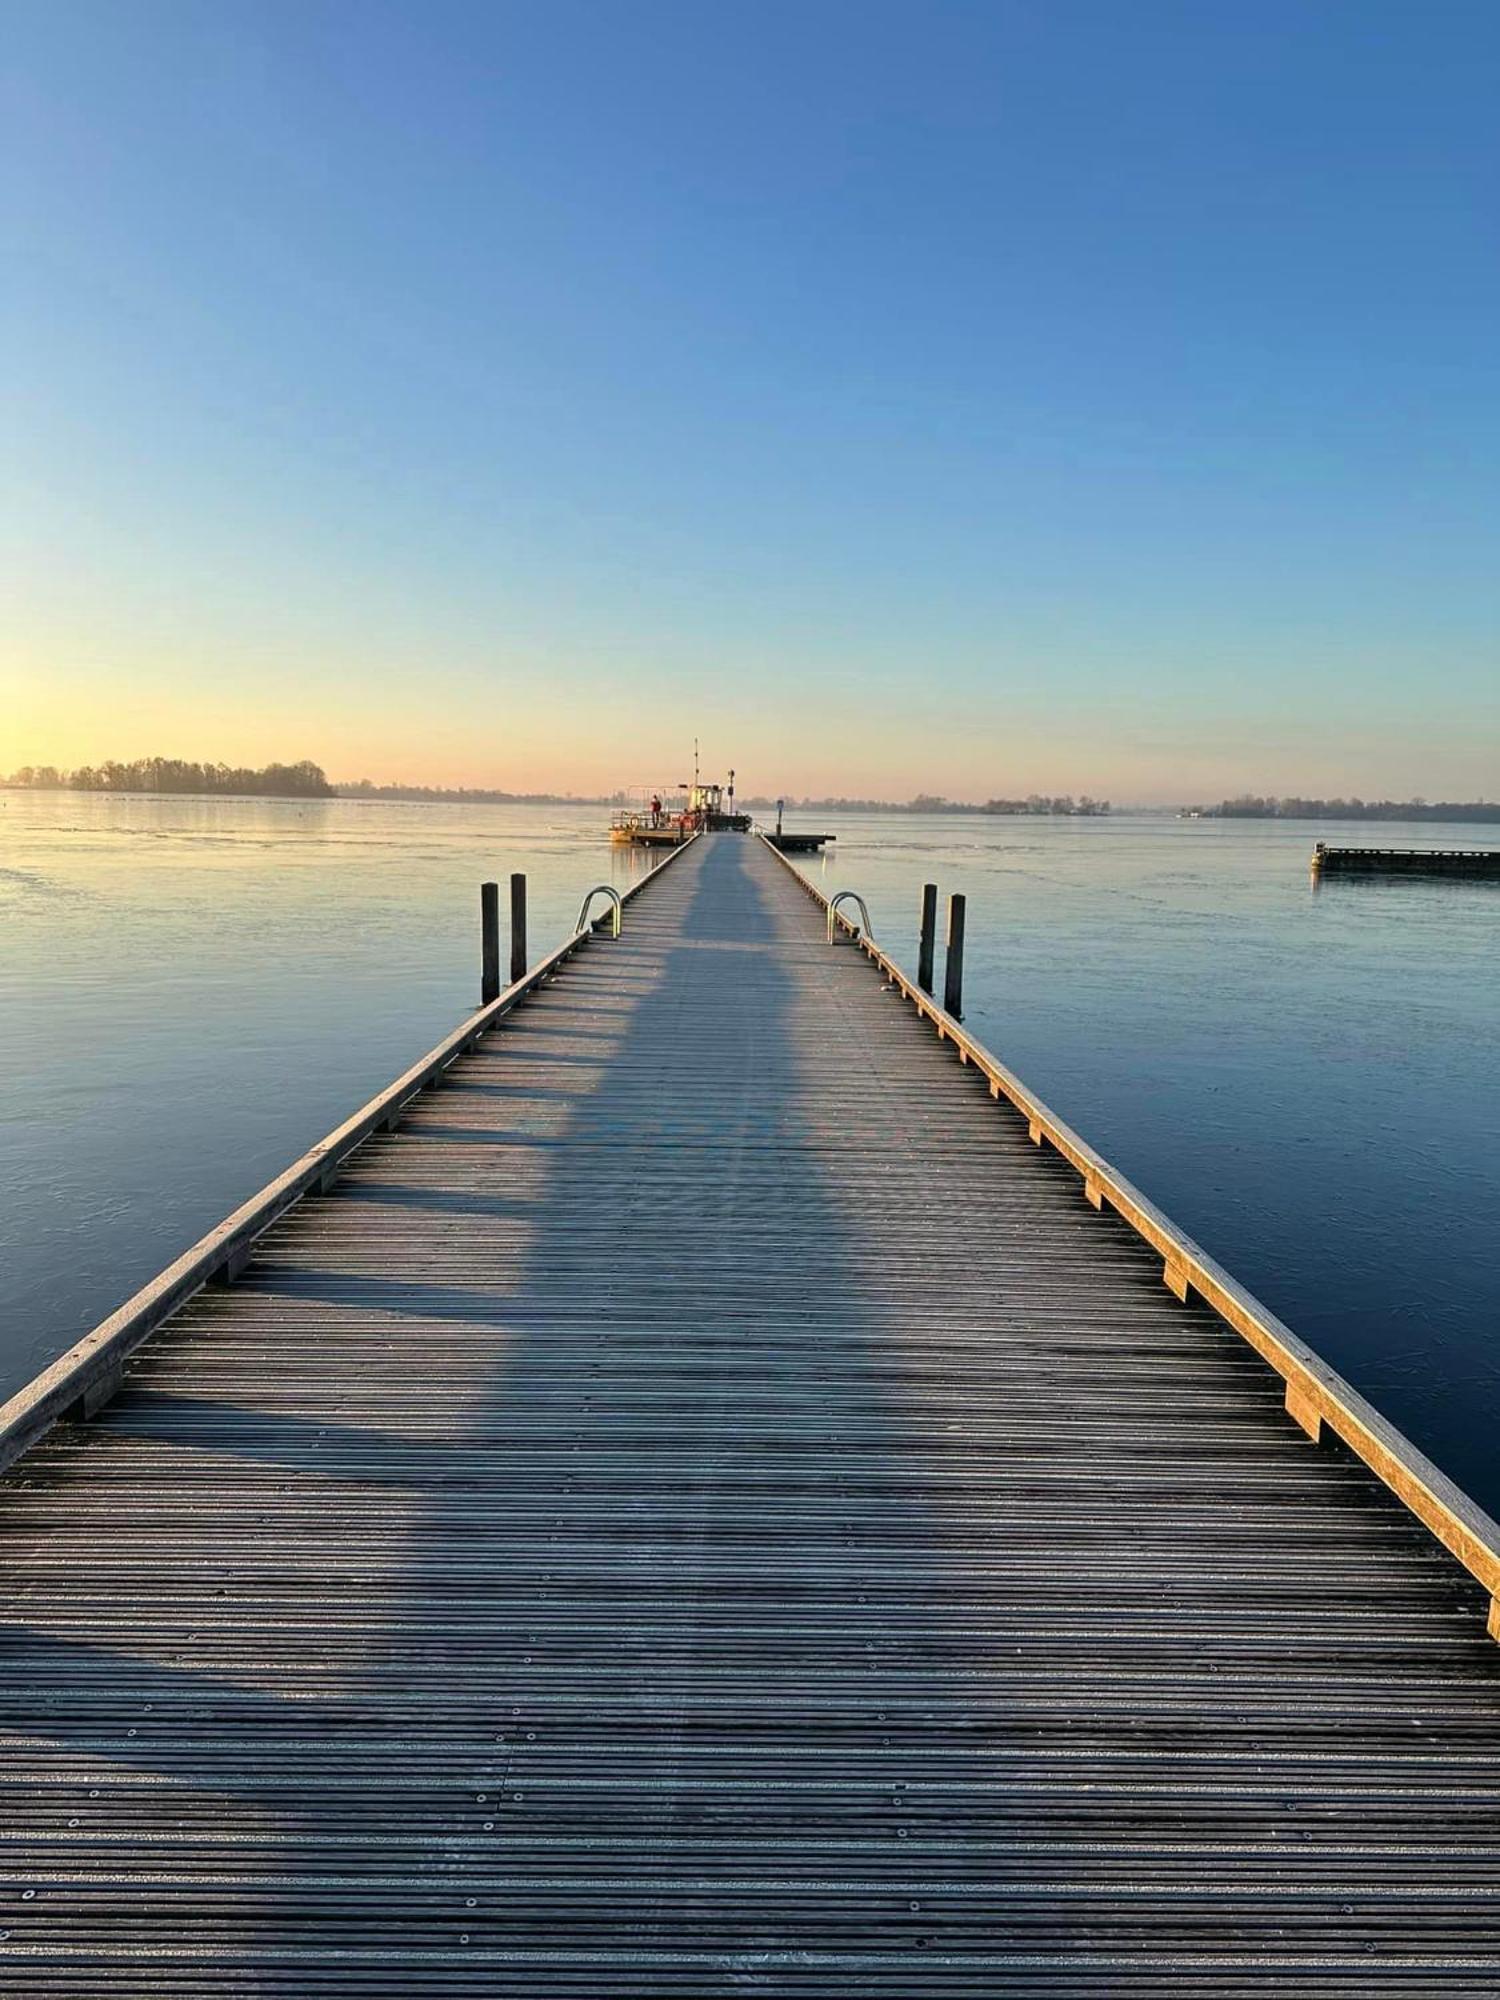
(917, 882, 938, 994)
(481, 882, 501, 1004)
(944, 892, 966, 1019)
(510, 872, 528, 983)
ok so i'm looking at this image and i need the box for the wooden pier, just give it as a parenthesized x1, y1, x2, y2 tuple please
(4, 831, 1500, 1992)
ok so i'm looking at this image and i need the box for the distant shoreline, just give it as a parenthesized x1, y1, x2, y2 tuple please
(1192, 801, 1500, 825)
(4, 783, 1500, 827)
(0, 783, 606, 807)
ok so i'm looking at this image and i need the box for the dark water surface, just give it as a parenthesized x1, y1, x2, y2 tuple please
(4, 792, 1498, 1513)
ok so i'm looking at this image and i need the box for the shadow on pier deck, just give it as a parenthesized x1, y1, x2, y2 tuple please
(2, 835, 1499, 1993)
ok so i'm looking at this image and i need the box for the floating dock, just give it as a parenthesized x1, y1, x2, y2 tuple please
(4, 831, 1500, 1992)
(764, 802, 834, 851)
(1313, 841, 1500, 879)
(607, 819, 691, 847)
(763, 828, 835, 852)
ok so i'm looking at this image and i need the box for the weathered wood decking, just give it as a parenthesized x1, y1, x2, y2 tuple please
(4, 832, 1500, 1992)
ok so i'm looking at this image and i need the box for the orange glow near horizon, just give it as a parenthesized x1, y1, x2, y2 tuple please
(6, 638, 1497, 809)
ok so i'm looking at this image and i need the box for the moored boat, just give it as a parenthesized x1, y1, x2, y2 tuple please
(610, 761, 750, 845)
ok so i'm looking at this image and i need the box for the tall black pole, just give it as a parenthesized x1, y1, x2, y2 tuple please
(917, 882, 938, 995)
(480, 882, 500, 1004)
(943, 892, 966, 1019)
(509, 872, 528, 984)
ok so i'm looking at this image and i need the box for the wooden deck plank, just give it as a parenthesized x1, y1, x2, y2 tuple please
(2, 832, 1499, 1993)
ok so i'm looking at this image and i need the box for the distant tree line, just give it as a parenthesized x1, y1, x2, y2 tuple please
(741, 794, 972, 812)
(4, 757, 333, 797)
(340, 780, 604, 804)
(741, 794, 1110, 814)
(982, 794, 1111, 816)
(1203, 795, 1500, 823)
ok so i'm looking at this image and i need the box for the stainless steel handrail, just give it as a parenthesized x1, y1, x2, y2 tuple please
(575, 885, 623, 938)
(827, 890, 872, 945)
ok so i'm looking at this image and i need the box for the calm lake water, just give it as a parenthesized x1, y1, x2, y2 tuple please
(4, 792, 1499, 1513)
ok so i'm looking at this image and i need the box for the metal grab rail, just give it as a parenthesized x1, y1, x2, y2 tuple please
(826, 890, 872, 945)
(575, 885, 623, 938)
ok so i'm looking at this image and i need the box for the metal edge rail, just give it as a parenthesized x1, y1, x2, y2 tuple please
(0, 832, 703, 1476)
(757, 832, 1500, 1637)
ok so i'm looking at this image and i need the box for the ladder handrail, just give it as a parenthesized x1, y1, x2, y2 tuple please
(575, 885, 623, 938)
(827, 890, 872, 945)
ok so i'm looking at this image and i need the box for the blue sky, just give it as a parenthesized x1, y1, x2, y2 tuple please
(4, 0, 1497, 798)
